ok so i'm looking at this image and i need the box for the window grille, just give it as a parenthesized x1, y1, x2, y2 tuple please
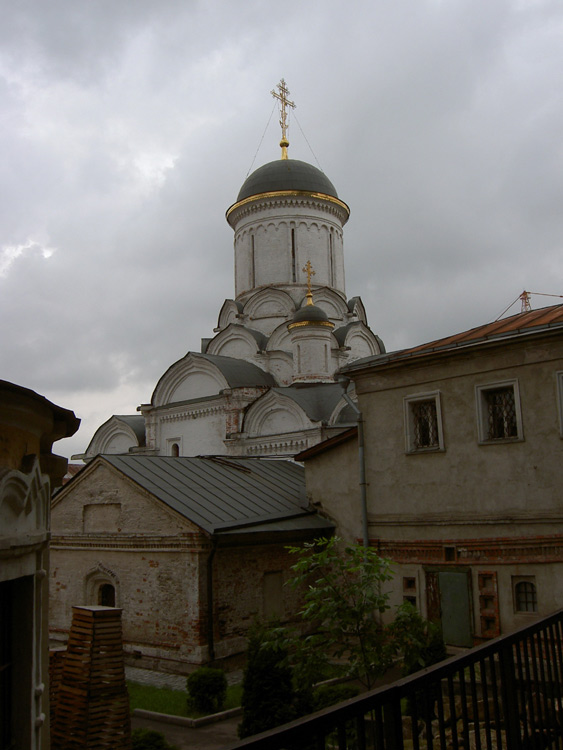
(485, 387, 517, 439)
(515, 581, 537, 613)
(412, 400, 439, 448)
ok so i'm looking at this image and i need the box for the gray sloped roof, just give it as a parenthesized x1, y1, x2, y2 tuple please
(199, 353, 275, 387)
(100, 455, 331, 536)
(272, 383, 345, 423)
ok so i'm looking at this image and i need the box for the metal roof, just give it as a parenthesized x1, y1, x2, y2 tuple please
(236, 159, 339, 201)
(272, 383, 345, 422)
(343, 304, 563, 373)
(191, 353, 275, 388)
(99, 455, 330, 536)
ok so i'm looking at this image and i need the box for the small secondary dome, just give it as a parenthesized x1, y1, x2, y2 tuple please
(291, 304, 330, 325)
(237, 159, 339, 202)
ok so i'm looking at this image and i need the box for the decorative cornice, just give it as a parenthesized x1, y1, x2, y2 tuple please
(373, 534, 563, 565)
(160, 404, 225, 423)
(240, 436, 311, 455)
(368, 510, 563, 526)
(227, 193, 349, 226)
(51, 533, 207, 552)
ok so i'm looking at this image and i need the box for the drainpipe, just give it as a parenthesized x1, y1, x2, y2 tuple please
(339, 377, 369, 550)
(207, 540, 217, 662)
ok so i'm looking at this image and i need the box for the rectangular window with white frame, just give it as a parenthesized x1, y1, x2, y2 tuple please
(404, 391, 444, 453)
(475, 380, 523, 444)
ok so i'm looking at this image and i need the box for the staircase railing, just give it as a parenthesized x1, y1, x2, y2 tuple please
(224, 608, 563, 750)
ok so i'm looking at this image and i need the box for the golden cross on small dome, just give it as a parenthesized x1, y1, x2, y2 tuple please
(271, 78, 296, 160)
(303, 260, 315, 305)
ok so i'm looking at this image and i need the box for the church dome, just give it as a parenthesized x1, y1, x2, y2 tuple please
(288, 300, 334, 331)
(237, 159, 339, 202)
(291, 304, 330, 325)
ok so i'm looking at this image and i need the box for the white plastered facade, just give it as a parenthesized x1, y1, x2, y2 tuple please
(81, 159, 384, 460)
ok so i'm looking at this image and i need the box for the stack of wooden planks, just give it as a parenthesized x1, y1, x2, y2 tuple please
(51, 606, 131, 749)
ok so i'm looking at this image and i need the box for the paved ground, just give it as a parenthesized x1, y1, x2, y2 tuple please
(131, 714, 240, 750)
(127, 666, 243, 749)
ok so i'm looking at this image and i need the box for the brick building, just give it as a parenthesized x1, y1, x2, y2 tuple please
(49, 455, 333, 672)
(298, 304, 563, 646)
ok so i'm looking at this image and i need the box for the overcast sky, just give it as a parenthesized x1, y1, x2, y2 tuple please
(2, 0, 563, 458)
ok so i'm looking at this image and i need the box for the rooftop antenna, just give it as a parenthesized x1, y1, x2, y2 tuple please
(520, 290, 532, 313)
(496, 290, 563, 320)
(271, 78, 296, 160)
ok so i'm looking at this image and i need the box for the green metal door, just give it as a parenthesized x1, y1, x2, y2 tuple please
(438, 571, 473, 647)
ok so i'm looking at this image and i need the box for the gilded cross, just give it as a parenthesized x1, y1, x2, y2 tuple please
(271, 78, 296, 159)
(303, 260, 315, 304)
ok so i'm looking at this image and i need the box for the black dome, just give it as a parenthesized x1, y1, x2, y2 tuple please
(291, 304, 330, 325)
(237, 159, 338, 202)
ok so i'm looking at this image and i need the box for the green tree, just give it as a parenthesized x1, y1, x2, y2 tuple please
(238, 623, 297, 739)
(285, 537, 396, 690)
(390, 601, 447, 677)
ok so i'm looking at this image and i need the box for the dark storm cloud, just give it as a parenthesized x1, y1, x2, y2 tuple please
(1, 0, 563, 456)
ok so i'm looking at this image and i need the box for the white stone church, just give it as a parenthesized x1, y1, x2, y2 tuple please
(80, 89, 384, 461)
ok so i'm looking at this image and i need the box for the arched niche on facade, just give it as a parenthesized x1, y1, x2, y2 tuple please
(206, 324, 266, 359)
(152, 353, 229, 407)
(243, 390, 311, 437)
(84, 564, 120, 608)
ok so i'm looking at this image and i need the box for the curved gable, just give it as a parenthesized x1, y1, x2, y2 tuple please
(266, 321, 293, 353)
(216, 299, 243, 331)
(243, 288, 295, 322)
(84, 415, 145, 458)
(243, 390, 311, 437)
(206, 324, 267, 359)
(334, 322, 382, 361)
(152, 353, 229, 407)
(347, 296, 368, 324)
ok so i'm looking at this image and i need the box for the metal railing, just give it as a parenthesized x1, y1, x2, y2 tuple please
(223, 609, 563, 750)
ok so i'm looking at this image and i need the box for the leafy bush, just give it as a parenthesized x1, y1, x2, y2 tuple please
(186, 667, 227, 714)
(131, 728, 178, 750)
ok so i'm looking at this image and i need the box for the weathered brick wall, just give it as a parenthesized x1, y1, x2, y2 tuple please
(213, 543, 305, 655)
(50, 462, 210, 670)
(50, 460, 312, 671)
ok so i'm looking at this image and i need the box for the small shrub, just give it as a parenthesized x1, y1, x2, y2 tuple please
(131, 728, 178, 750)
(186, 667, 227, 714)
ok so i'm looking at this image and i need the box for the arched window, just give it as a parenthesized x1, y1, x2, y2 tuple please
(98, 583, 116, 607)
(514, 580, 537, 613)
(171, 443, 180, 457)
